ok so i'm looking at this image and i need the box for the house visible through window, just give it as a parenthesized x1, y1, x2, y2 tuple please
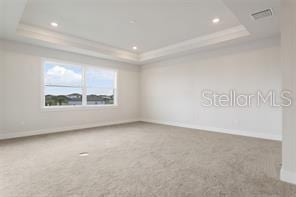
(43, 61, 117, 108)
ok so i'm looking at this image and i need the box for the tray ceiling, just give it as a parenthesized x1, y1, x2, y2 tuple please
(1, 0, 280, 64)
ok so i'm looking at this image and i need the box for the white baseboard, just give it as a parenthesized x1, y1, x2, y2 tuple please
(0, 119, 140, 140)
(141, 119, 282, 141)
(1, 118, 281, 141)
(281, 168, 296, 185)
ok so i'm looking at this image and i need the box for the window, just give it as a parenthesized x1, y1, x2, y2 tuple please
(43, 61, 117, 108)
(85, 68, 116, 105)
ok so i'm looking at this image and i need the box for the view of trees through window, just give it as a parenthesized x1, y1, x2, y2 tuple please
(44, 62, 116, 107)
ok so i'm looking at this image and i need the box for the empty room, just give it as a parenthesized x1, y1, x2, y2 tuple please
(1, 0, 296, 196)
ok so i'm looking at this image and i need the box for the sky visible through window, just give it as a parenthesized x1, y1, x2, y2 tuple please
(44, 63, 115, 96)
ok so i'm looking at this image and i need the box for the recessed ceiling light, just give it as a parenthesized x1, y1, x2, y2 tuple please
(50, 22, 58, 27)
(212, 18, 220, 24)
(132, 46, 138, 50)
(129, 20, 136, 24)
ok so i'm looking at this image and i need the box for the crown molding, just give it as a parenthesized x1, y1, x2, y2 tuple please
(17, 23, 140, 64)
(139, 25, 250, 63)
(16, 23, 250, 64)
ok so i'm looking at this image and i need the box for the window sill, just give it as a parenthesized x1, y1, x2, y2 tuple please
(41, 104, 119, 112)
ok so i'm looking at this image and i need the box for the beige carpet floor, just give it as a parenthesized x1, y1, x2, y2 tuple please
(0, 122, 296, 197)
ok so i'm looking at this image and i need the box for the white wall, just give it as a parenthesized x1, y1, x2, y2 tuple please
(0, 40, 140, 138)
(0, 37, 283, 142)
(0, 46, 4, 132)
(141, 37, 282, 140)
(281, 0, 296, 185)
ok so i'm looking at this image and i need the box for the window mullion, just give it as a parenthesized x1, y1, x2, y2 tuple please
(82, 66, 87, 106)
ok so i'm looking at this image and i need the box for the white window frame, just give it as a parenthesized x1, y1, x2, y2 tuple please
(41, 59, 118, 111)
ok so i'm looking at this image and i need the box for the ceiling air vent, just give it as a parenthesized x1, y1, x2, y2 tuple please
(251, 9, 273, 20)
